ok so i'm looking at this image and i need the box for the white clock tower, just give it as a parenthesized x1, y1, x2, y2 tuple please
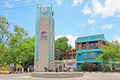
(34, 4, 55, 72)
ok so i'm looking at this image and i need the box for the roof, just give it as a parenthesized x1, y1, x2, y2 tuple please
(76, 34, 107, 43)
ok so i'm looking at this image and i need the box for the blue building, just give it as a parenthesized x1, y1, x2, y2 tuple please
(76, 34, 106, 70)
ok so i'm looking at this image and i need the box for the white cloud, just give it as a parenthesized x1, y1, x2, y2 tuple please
(82, 0, 120, 18)
(116, 14, 120, 18)
(102, 24, 113, 30)
(55, 35, 77, 48)
(88, 19, 96, 24)
(72, 0, 83, 6)
(92, 0, 120, 18)
(55, 35, 63, 40)
(66, 35, 77, 48)
(5, 0, 14, 8)
(5, 0, 30, 8)
(82, 4, 91, 14)
(113, 36, 120, 42)
(56, 0, 63, 5)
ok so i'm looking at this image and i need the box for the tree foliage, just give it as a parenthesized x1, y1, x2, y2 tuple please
(55, 37, 72, 60)
(0, 16, 10, 66)
(0, 16, 34, 70)
(97, 41, 120, 62)
(0, 16, 10, 44)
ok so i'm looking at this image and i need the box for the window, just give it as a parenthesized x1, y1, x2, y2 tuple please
(73, 54, 76, 59)
(89, 41, 98, 49)
(90, 53, 94, 59)
(76, 43, 79, 50)
(82, 43, 86, 49)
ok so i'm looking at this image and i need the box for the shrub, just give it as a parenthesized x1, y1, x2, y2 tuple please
(81, 62, 97, 71)
(0, 65, 9, 71)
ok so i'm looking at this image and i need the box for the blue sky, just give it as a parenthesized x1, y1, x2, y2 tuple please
(0, 0, 120, 48)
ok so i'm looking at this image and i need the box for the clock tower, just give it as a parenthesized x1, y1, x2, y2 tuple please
(34, 4, 55, 72)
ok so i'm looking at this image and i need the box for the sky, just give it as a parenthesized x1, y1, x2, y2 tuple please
(0, 0, 120, 48)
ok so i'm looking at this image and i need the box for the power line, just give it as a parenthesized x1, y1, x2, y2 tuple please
(0, 0, 82, 12)
(0, 0, 28, 6)
(0, 4, 36, 11)
(52, 0, 71, 4)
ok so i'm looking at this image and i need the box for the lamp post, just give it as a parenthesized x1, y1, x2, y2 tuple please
(56, 49, 59, 60)
(55, 49, 60, 72)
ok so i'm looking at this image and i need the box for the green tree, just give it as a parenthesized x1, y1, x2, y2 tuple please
(55, 37, 72, 60)
(0, 16, 10, 45)
(9, 25, 34, 69)
(97, 41, 120, 62)
(0, 16, 10, 67)
(0, 44, 9, 65)
(20, 36, 34, 69)
(0, 16, 34, 71)
(8, 25, 28, 64)
(97, 41, 120, 71)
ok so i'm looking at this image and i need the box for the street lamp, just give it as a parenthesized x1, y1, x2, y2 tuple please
(56, 49, 59, 60)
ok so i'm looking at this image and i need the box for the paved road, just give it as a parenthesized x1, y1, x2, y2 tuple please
(0, 72, 120, 80)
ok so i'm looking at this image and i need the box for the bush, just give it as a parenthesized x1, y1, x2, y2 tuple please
(0, 65, 9, 71)
(77, 67, 82, 72)
(102, 64, 111, 72)
(81, 62, 97, 71)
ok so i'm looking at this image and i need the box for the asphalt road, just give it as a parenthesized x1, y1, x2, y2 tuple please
(0, 72, 120, 80)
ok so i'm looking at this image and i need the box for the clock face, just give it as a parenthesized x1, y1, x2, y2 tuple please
(41, 7, 48, 14)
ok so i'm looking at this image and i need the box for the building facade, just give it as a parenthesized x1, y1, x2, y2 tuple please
(34, 4, 55, 72)
(64, 49, 76, 59)
(76, 34, 106, 70)
(63, 49, 76, 71)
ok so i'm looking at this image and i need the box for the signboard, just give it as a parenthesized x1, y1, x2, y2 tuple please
(77, 34, 104, 41)
(28, 65, 34, 68)
(10, 63, 14, 68)
(40, 31, 48, 40)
